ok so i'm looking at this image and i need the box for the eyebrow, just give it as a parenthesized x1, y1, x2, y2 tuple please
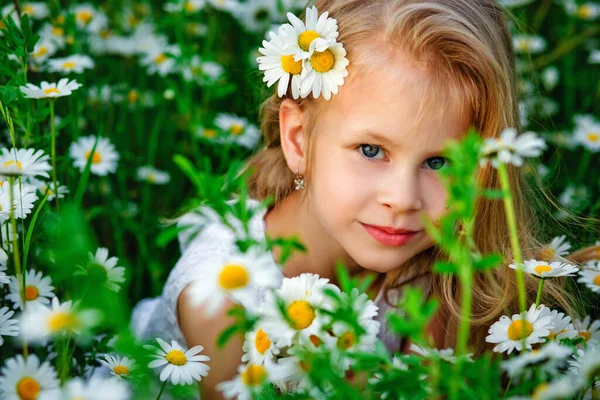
(352, 130, 399, 147)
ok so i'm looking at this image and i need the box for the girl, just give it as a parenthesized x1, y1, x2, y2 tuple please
(133, 0, 586, 397)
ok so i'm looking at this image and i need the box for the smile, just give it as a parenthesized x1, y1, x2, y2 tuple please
(360, 223, 419, 247)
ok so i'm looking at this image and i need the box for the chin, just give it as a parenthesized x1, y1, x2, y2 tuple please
(346, 247, 415, 274)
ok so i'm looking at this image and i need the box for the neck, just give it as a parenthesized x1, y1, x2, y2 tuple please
(263, 190, 364, 284)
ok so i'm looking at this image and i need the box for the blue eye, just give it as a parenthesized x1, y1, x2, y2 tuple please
(360, 144, 384, 159)
(424, 157, 447, 170)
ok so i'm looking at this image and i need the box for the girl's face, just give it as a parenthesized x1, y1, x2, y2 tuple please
(307, 52, 471, 273)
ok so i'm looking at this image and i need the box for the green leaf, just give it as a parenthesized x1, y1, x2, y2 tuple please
(433, 261, 457, 274)
(473, 253, 504, 271)
(22, 191, 51, 272)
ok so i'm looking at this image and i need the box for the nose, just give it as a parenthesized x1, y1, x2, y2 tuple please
(376, 167, 423, 213)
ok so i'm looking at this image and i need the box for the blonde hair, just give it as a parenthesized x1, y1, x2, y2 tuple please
(245, 0, 585, 354)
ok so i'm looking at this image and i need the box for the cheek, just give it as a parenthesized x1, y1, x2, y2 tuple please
(422, 173, 448, 218)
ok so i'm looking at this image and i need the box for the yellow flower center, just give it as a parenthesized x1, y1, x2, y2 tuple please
(280, 55, 302, 75)
(309, 334, 322, 347)
(77, 10, 94, 24)
(581, 331, 591, 341)
(85, 150, 102, 164)
(286, 300, 315, 330)
(44, 88, 60, 95)
(48, 311, 78, 333)
(593, 274, 600, 286)
(587, 132, 599, 142)
(128, 89, 139, 104)
(203, 129, 217, 138)
(539, 247, 555, 262)
(185, 1, 196, 12)
(548, 329, 567, 340)
(533, 383, 549, 400)
(63, 61, 76, 69)
(100, 29, 111, 39)
(299, 360, 311, 372)
(298, 30, 320, 52)
(3, 160, 23, 170)
(507, 319, 534, 341)
(533, 264, 552, 275)
(241, 365, 267, 386)
(23, 5, 34, 14)
(154, 54, 167, 64)
(254, 329, 271, 354)
(310, 49, 335, 73)
(218, 264, 249, 290)
(25, 285, 39, 301)
(128, 15, 139, 27)
(165, 349, 187, 366)
(55, 15, 65, 25)
(230, 124, 244, 136)
(337, 331, 356, 350)
(66, 36, 74, 45)
(113, 365, 130, 376)
(0, 21, 5, 30)
(52, 26, 64, 36)
(35, 46, 48, 57)
(518, 40, 530, 52)
(16, 376, 40, 400)
(578, 5, 593, 19)
(147, 174, 156, 183)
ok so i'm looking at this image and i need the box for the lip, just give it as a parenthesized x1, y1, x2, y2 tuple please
(360, 223, 420, 247)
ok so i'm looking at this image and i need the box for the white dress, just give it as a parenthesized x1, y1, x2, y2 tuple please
(131, 200, 417, 354)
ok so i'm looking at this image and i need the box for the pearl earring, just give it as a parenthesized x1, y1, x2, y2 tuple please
(294, 167, 305, 190)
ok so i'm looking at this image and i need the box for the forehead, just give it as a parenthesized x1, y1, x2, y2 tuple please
(317, 48, 472, 147)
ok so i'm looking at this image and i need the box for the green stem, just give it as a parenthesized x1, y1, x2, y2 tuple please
(58, 337, 71, 383)
(456, 266, 473, 356)
(50, 100, 59, 211)
(497, 163, 526, 315)
(531, 0, 552, 32)
(504, 378, 513, 396)
(529, 25, 600, 71)
(8, 177, 27, 357)
(155, 379, 168, 400)
(576, 150, 591, 183)
(535, 279, 545, 307)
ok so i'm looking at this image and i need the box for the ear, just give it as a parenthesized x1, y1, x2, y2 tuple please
(279, 98, 307, 175)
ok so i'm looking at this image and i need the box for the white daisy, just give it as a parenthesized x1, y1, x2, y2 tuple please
(486, 304, 554, 354)
(30, 39, 58, 63)
(481, 128, 547, 168)
(541, 308, 578, 341)
(214, 113, 261, 149)
(541, 66, 559, 91)
(164, 0, 206, 13)
(513, 35, 547, 54)
(558, 184, 590, 209)
(77, 247, 126, 292)
(99, 354, 136, 380)
(28, 177, 69, 202)
(572, 2, 600, 20)
(140, 45, 181, 76)
(509, 259, 579, 279)
(260, 273, 339, 348)
(47, 54, 95, 74)
(20, 78, 83, 99)
(182, 55, 224, 85)
(573, 114, 600, 152)
(257, 29, 303, 99)
(0, 180, 38, 222)
(281, 6, 339, 59)
(568, 347, 600, 387)
(217, 363, 269, 400)
(590, 49, 600, 63)
(72, 4, 108, 33)
(574, 315, 600, 344)
(20, 296, 99, 343)
(540, 235, 572, 262)
(501, 341, 573, 382)
(530, 375, 583, 400)
(0, 264, 8, 286)
(234, 0, 278, 33)
(135, 166, 170, 185)
(0, 221, 17, 252)
(5, 269, 55, 310)
(0, 354, 61, 400)
(578, 261, 600, 294)
(0, 306, 19, 346)
(409, 344, 473, 364)
(326, 288, 381, 369)
(299, 39, 349, 101)
(38, 23, 67, 48)
(186, 248, 281, 315)
(2, 2, 49, 19)
(144, 338, 210, 385)
(63, 376, 130, 400)
(242, 323, 280, 366)
(0, 147, 51, 178)
(69, 135, 119, 176)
